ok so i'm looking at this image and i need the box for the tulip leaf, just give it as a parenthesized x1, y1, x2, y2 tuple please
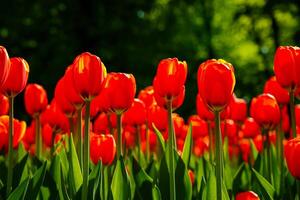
(152, 123, 166, 152)
(13, 154, 29, 189)
(251, 167, 275, 200)
(158, 154, 170, 199)
(68, 134, 83, 196)
(175, 155, 192, 200)
(88, 161, 101, 200)
(202, 168, 216, 200)
(16, 143, 27, 162)
(7, 177, 30, 200)
(250, 139, 258, 161)
(111, 156, 131, 200)
(152, 184, 162, 200)
(196, 158, 205, 193)
(182, 123, 192, 167)
(232, 163, 245, 196)
(25, 161, 47, 199)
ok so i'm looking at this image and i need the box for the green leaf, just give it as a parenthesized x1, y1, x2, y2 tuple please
(182, 123, 192, 167)
(251, 167, 275, 200)
(152, 185, 162, 200)
(250, 139, 258, 161)
(175, 155, 192, 200)
(7, 178, 30, 200)
(232, 163, 245, 196)
(202, 168, 216, 200)
(25, 161, 47, 199)
(152, 123, 166, 152)
(13, 154, 29, 189)
(196, 157, 205, 193)
(158, 154, 170, 200)
(68, 134, 83, 195)
(16, 143, 27, 162)
(224, 162, 233, 190)
(111, 156, 131, 200)
(88, 162, 101, 200)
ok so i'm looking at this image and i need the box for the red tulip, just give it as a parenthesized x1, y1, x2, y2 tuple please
(0, 46, 10, 88)
(282, 106, 290, 133)
(263, 76, 289, 105)
(238, 139, 251, 163)
(42, 123, 54, 148)
(193, 137, 209, 157)
(103, 73, 136, 114)
(172, 113, 186, 139)
(153, 58, 187, 99)
(196, 94, 214, 121)
(24, 84, 48, 116)
(274, 46, 300, 90)
(229, 94, 247, 122)
(188, 115, 208, 139)
(138, 86, 156, 108)
(198, 59, 235, 112)
(0, 93, 9, 115)
(23, 121, 35, 147)
(93, 112, 110, 134)
(123, 125, 136, 149)
(250, 93, 280, 129)
(63, 66, 84, 108)
(123, 98, 146, 126)
(285, 137, 300, 179)
(90, 133, 116, 165)
(147, 104, 168, 132)
(89, 88, 110, 116)
(188, 170, 195, 186)
(236, 191, 260, 200)
(72, 52, 107, 100)
(0, 115, 26, 150)
(241, 117, 261, 138)
(1, 57, 29, 97)
(223, 119, 237, 139)
(154, 85, 185, 110)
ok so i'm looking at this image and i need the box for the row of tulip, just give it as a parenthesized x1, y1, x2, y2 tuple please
(0, 45, 300, 200)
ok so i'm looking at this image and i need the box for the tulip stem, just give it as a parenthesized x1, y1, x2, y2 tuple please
(167, 99, 176, 200)
(214, 111, 223, 200)
(290, 91, 297, 138)
(208, 121, 214, 164)
(35, 114, 42, 159)
(77, 108, 83, 172)
(137, 125, 141, 163)
(6, 96, 14, 197)
(276, 117, 284, 198)
(297, 180, 300, 200)
(262, 128, 272, 182)
(117, 113, 123, 158)
(146, 123, 150, 162)
(81, 100, 90, 200)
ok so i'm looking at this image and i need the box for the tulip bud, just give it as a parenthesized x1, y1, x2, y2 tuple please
(24, 84, 48, 117)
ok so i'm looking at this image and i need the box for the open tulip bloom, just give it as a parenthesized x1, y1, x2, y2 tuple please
(1, 45, 300, 200)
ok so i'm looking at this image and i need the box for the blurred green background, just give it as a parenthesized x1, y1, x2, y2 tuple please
(0, 0, 299, 120)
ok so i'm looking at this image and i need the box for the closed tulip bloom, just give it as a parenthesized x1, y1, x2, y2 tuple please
(154, 85, 185, 110)
(63, 66, 84, 108)
(90, 133, 116, 165)
(188, 115, 208, 139)
(0, 93, 8, 115)
(198, 59, 235, 111)
(274, 46, 300, 90)
(103, 73, 136, 114)
(284, 137, 300, 179)
(0, 115, 26, 150)
(123, 98, 147, 126)
(72, 52, 107, 100)
(250, 93, 280, 129)
(1, 57, 29, 97)
(236, 191, 260, 200)
(93, 112, 110, 134)
(196, 94, 214, 121)
(153, 58, 187, 99)
(263, 76, 289, 105)
(24, 84, 48, 116)
(147, 104, 168, 132)
(138, 86, 156, 108)
(229, 94, 247, 122)
(0, 46, 10, 88)
(241, 117, 261, 138)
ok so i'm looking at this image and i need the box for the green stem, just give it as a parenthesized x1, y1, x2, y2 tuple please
(137, 125, 141, 163)
(6, 96, 14, 197)
(146, 122, 150, 162)
(117, 113, 122, 158)
(101, 164, 106, 200)
(277, 116, 284, 198)
(297, 180, 300, 200)
(68, 119, 75, 198)
(35, 114, 42, 159)
(81, 100, 91, 200)
(77, 108, 83, 172)
(167, 99, 176, 200)
(214, 111, 223, 200)
(262, 129, 271, 182)
(290, 91, 297, 138)
(208, 121, 214, 164)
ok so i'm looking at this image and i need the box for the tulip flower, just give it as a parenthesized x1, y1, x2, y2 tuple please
(147, 104, 168, 132)
(72, 52, 107, 200)
(0, 46, 10, 88)
(274, 46, 300, 138)
(138, 86, 156, 108)
(24, 83, 48, 158)
(1, 57, 29, 196)
(229, 94, 247, 122)
(197, 59, 235, 200)
(241, 118, 261, 138)
(90, 133, 116, 165)
(102, 72, 136, 158)
(236, 191, 260, 200)
(0, 93, 9, 115)
(263, 76, 289, 105)
(188, 115, 208, 139)
(284, 137, 300, 180)
(123, 98, 146, 126)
